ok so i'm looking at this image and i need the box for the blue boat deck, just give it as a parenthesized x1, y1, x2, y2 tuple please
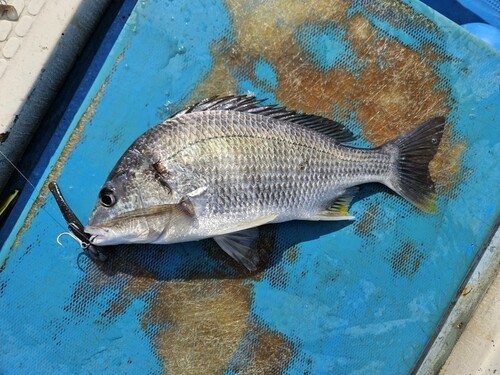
(0, 0, 499, 373)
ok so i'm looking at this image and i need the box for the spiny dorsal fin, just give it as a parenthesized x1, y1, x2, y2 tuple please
(174, 95, 356, 143)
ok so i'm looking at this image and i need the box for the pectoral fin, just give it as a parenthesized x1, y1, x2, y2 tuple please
(214, 228, 260, 272)
(178, 186, 208, 217)
(311, 187, 359, 221)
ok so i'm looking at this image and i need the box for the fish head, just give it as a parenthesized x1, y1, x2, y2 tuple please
(85, 149, 187, 246)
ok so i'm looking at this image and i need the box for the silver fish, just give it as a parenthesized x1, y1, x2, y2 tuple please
(85, 95, 445, 271)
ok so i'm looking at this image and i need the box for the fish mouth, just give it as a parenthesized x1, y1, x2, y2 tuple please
(84, 225, 115, 246)
(85, 224, 153, 245)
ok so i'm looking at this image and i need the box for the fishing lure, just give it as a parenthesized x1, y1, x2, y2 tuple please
(49, 182, 108, 262)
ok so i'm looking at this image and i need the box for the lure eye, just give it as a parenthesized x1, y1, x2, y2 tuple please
(99, 188, 116, 207)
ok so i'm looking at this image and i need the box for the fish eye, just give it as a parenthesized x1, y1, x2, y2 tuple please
(99, 188, 116, 207)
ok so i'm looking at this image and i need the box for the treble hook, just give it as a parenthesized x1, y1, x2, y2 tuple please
(49, 182, 108, 262)
(56, 231, 83, 247)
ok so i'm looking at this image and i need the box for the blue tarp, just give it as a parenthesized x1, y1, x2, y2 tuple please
(1, 0, 499, 373)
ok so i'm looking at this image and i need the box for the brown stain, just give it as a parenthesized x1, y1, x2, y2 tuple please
(245, 327, 294, 375)
(190, 0, 350, 102)
(387, 242, 426, 277)
(102, 297, 130, 318)
(363, 0, 440, 35)
(188, 43, 240, 104)
(195, 0, 463, 204)
(137, 229, 282, 372)
(224, 0, 350, 62)
(286, 246, 299, 264)
(430, 136, 467, 194)
(346, 13, 450, 144)
(276, 65, 361, 123)
(229, 324, 295, 374)
(0, 131, 9, 143)
(143, 279, 252, 375)
(64, 229, 293, 373)
(274, 11, 461, 194)
(355, 204, 381, 237)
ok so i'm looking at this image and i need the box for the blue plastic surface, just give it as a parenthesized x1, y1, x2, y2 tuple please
(421, 0, 486, 24)
(1, 0, 499, 373)
(459, 0, 500, 28)
(463, 23, 500, 49)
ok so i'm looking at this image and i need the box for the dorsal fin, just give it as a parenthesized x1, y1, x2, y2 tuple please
(174, 95, 356, 143)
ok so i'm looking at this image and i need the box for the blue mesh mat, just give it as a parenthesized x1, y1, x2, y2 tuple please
(1, 0, 499, 373)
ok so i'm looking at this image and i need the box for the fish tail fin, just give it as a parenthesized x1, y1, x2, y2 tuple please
(383, 117, 446, 213)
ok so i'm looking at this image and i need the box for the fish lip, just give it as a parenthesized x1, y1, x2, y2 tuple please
(89, 234, 101, 245)
(84, 224, 151, 245)
(84, 225, 110, 245)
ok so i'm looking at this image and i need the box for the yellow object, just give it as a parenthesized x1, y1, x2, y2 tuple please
(0, 189, 19, 218)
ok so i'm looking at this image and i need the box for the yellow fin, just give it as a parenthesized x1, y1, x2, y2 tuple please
(310, 187, 358, 221)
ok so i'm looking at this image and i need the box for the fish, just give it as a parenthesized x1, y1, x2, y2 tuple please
(85, 95, 445, 271)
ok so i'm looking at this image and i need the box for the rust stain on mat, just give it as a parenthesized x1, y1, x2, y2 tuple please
(244, 326, 294, 374)
(140, 230, 285, 372)
(363, 0, 441, 35)
(228, 323, 295, 374)
(387, 241, 427, 277)
(64, 228, 295, 373)
(225, 0, 350, 61)
(192, 1, 463, 196)
(355, 204, 381, 237)
(190, 0, 350, 104)
(144, 280, 294, 374)
(430, 136, 467, 194)
(144, 279, 251, 374)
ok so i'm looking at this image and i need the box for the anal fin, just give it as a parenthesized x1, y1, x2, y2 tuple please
(310, 187, 359, 221)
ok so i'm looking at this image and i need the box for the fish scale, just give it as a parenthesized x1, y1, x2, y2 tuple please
(85, 96, 445, 271)
(165, 112, 384, 217)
